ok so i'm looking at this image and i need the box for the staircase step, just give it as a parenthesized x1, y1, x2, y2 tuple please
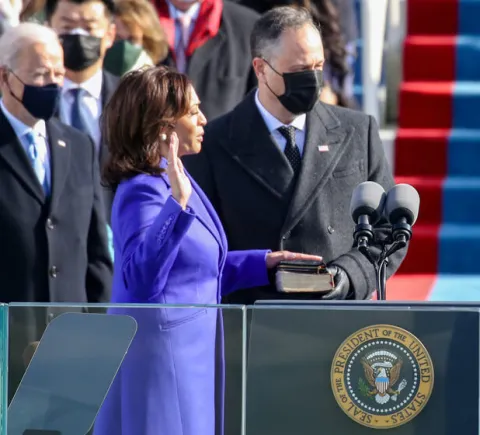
(403, 36, 480, 82)
(408, 0, 458, 36)
(403, 36, 456, 82)
(452, 82, 480, 129)
(398, 82, 453, 129)
(395, 176, 442, 225)
(439, 224, 480, 273)
(399, 82, 480, 129)
(443, 177, 480, 224)
(448, 129, 480, 177)
(395, 128, 448, 177)
(459, 0, 480, 36)
(396, 224, 439, 274)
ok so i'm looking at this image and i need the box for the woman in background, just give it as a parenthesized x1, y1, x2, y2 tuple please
(93, 66, 322, 435)
(104, 0, 169, 75)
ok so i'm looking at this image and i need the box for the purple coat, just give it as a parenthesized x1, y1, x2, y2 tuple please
(93, 161, 269, 435)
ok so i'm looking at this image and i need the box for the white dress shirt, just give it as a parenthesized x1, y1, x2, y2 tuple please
(59, 68, 103, 150)
(254, 90, 307, 156)
(0, 99, 51, 188)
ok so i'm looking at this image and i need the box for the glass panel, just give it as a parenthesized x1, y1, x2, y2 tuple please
(7, 304, 245, 435)
(246, 302, 480, 435)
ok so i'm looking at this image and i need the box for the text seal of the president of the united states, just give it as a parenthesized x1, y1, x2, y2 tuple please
(331, 324, 434, 429)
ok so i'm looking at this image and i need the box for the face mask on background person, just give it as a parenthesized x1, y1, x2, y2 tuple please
(60, 27, 102, 72)
(263, 59, 324, 115)
(7, 70, 61, 120)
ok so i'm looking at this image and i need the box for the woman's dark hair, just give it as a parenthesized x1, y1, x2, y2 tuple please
(102, 66, 192, 187)
(306, 0, 356, 108)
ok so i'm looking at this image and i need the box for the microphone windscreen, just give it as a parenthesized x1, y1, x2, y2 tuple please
(384, 184, 420, 225)
(350, 181, 386, 225)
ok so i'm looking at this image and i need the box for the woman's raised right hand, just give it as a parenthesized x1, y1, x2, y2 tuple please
(166, 132, 192, 209)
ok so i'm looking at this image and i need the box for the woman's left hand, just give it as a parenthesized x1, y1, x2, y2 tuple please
(266, 251, 323, 269)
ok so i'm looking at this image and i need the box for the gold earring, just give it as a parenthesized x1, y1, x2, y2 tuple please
(160, 133, 167, 141)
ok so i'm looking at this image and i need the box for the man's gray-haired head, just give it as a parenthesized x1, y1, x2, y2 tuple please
(0, 23, 60, 70)
(250, 6, 320, 61)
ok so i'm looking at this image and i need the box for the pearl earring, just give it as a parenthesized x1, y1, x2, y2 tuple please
(160, 133, 167, 141)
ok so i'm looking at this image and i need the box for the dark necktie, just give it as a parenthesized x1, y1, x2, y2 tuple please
(278, 126, 301, 175)
(70, 88, 88, 134)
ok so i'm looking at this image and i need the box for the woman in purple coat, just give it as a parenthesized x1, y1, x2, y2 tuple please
(93, 66, 321, 435)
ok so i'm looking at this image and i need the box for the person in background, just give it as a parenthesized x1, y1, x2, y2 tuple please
(0, 0, 22, 34)
(93, 65, 321, 435)
(45, 0, 119, 223)
(152, 0, 260, 121)
(0, 22, 112, 400)
(103, 0, 169, 76)
(114, 0, 168, 65)
(184, 6, 406, 304)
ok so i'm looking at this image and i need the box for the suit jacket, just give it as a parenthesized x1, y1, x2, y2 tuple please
(93, 164, 269, 435)
(183, 91, 408, 304)
(0, 111, 113, 401)
(55, 70, 120, 223)
(162, 1, 260, 121)
(98, 70, 119, 222)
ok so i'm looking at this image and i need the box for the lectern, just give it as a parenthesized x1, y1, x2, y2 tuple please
(247, 302, 479, 434)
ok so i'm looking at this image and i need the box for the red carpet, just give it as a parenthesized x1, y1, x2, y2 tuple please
(389, 0, 457, 297)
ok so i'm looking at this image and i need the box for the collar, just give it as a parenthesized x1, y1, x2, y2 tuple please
(254, 89, 306, 134)
(167, 1, 201, 21)
(62, 68, 103, 100)
(0, 99, 47, 139)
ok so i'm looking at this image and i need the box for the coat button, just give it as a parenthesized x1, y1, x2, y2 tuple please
(46, 218, 55, 230)
(327, 225, 334, 234)
(49, 266, 58, 278)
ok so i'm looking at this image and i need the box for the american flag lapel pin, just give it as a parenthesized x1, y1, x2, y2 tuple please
(57, 140, 66, 147)
(318, 144, 329, 152)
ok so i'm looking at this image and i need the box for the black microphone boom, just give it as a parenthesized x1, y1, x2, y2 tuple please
(350, 181, 386, 254)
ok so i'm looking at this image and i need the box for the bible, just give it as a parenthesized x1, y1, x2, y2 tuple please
(275, 260, 334, 294)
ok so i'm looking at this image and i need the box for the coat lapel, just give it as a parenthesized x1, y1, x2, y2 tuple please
(282, 103, 355, 233)
(188, 173, 226, 258)
(46, 119, 70, 211)
(220, 92, 295, 199)
(0, 110, 45, 204)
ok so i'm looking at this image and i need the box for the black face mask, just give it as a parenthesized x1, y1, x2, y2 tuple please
(8, 71, 61, 120)
(264, 60, 323, 115)
(61, 34, 102, 71)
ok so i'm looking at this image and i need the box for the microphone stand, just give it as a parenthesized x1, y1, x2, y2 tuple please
(355, 224, 407, 301)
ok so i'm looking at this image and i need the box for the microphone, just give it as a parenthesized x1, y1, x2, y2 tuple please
(350, 182, 386, 250)
(384, 183, 420, 247)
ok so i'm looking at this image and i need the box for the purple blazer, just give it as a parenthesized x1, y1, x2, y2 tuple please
(93, 160, 269, 435)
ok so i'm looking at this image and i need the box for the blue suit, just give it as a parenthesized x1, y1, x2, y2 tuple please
(93, 160, 269, 435)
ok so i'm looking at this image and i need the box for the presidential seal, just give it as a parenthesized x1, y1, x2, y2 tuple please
(331, 324, 434, 429)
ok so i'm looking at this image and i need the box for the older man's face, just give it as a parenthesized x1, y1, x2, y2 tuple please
(1, 41, 64, 103)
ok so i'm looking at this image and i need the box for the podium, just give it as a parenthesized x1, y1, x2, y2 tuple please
(246, 302, 480, 435)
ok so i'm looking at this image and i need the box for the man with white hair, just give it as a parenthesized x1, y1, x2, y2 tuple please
(0, 22, 112, 399)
